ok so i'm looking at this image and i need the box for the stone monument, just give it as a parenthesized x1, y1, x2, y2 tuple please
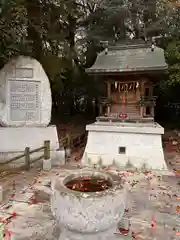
(0, 56, 64, 168)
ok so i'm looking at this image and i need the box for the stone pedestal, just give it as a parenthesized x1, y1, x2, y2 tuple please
(43, 159, 52, 171)
(0, 125, 64, 167)
(82, 121, 167, 171)
(59, 226, 122, 240)
(51, 169, 126, 240)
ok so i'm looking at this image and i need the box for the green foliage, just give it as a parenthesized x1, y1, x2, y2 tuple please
(0, 0, 180, 117)
(83, 0, 173, 43)
(165, 40, 180, 85)
(0, 0, 27, 66)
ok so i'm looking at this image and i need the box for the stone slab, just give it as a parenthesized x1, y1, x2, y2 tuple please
(87, 121, 164, 134)
(0, 126, 65, 167)
(8, 80, 40, 122)
(0, 56, 52, 127)
(82, 122, 167, 170)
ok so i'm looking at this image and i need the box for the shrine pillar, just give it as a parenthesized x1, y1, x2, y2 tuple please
(107, 82, 111, 99)
(106, 82, 111, 115)
(140, 106, 144, 117)
(99, 105, 103, 115)
(140, 81, 145, 117)
(151, 107, 154, 118)
(107, 104, 110, 115)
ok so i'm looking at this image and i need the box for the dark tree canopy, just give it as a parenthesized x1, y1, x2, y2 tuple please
(0, 0, 179, 121)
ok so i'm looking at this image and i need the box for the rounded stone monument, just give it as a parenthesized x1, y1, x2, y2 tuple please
(0, 55, 51, 127)
(51, 168, 126, 240)
(0, 56, 65, 167)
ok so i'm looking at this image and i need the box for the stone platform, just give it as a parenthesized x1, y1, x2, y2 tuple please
(82, 121, 167, 170)
(0, 125, 65, 167)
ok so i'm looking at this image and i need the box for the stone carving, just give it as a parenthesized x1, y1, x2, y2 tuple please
(51, 168, 126, 240)
(125, 159, 135, 169)
(9, 80, 40, 122)
(0, 56, 52, 126)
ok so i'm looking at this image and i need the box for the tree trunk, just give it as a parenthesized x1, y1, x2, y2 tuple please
(26, 0, 42, 60)
(67, 14, 78, 67)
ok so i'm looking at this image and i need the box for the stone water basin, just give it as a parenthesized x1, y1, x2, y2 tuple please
(51, 168, 126, 239)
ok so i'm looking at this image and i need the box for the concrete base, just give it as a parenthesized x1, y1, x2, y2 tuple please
(0, 125, 65, 168)
(82, 121, 167, 170)
(43, 159, 52, 171)
(65, 148, 71, 158)
(56, 149, 65, 166)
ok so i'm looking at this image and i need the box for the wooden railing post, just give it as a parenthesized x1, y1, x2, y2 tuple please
(25, 147, 30, 170)
(44, 140, 50, 160)
(64, 134, 71, 163)
(0, 222, 4, 239)
(66, 134, 71, 148)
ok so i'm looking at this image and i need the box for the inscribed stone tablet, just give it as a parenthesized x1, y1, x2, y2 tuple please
(15, 68, 33, 78)
(9, 80, 40, 122)
(0, 56, 52, 126)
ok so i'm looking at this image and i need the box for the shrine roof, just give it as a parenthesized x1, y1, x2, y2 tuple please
(86, 43, 168, 74)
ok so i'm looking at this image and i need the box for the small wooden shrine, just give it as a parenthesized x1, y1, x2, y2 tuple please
(86, 41, 167, 121)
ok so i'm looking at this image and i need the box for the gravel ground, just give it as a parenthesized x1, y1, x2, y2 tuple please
(0, 157, 179, 240)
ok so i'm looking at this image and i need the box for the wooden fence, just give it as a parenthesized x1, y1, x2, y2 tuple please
(59, 132, 87, 150)
(0, 140, 50, 171)
(0, 132, 87, 172)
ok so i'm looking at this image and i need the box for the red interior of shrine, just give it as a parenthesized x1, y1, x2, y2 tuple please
(99, 74, 158, 120)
